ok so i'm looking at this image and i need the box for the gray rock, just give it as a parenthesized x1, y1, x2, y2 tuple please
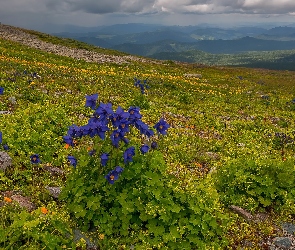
(8, 96, 16, 104)
(0, 111, 12, 115)
(11, 194, 36, 212)
(0, 151, 12, 172)
(229, 205, 254, 222)
(205, 152, 220, 160)
(43, 166, 64, 176)
(46, 186, 61, 199)
(184, 73, 202, 78)
(273, 237, 292, 249)
(73, 229, 98, 250)
(269, 246, 278, 250)
(282, 222, 295, 235)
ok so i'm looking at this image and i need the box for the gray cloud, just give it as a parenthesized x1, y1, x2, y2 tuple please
(2, 0, 295, 16)
(153, 0, 295, 14)
(1, 0, 295, 32)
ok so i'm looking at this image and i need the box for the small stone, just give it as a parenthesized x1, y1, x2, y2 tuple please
(229, 205, 254, 222)
(184, 73, 202, 78)
(8, 96, 16, 104)
(0, 151, 12, 172)
(242, 239, 253, 247)
(73, 229, 98, 250)
(11, 195, 36, 212)
(273, 237, 292, 249)
(0, 111, 12, 115)
(44, 166, 64, 176)
(282, 222, 295, 235)
(255, 212, 269, 222)
(78, 114, 86, 120)
(205, 152, 220, 160)
(46, 186, 61, 199)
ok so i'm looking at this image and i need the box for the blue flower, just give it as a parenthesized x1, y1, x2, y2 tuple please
(81, 121, 109, 139)
(94, 103, 113, 122)
(134, 78, 149, 94)
(110, 106, 129, 127)
(118, 120, 130, 133)
(128, 106, 142, 123)
(146, 129, 154, 138)
(0, 131, 2, 144)
(85, 93, 98, 110)
(110, 129, 125, 147)
(134, 120, 149, 135)
(63, 135, 74, 146)
(134, 78, 140, 87)
(3, 144, 9, 151)
(140, 84, 145, 94)
(67, 124, 83, 138)
(100, 153, 109, 166)
(67, 156, 77, 168)
(114, 166, 123, 174)
(105, 166, 123, 184)
(0, 87, 4, 95)
(154, 118, 170, 135)
(88, 149, 96, 156)
(140, 144, 150, 154)
(123, 146, 135, 164)
(30, 154, 41, 164)
(81, 123, 96, 138)
(151, 141, 158, 149)
(122, 137, 129, 144)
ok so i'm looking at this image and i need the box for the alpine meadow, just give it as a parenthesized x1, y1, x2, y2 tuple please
(0, 23, 295, 249)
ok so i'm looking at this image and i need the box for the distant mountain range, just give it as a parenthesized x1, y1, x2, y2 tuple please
(52, 23, 295, 69)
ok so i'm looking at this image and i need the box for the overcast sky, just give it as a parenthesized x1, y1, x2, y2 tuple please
(1, 0, 295, 32)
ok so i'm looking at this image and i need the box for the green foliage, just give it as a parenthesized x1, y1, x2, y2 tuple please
(179, 92, 193, 104)
(61, 149, 228, 249)
(0, 203, 75, 249)
(214, 158, 295, 211)
(129, 94, 150, 110)
(1, 102, 71, 165)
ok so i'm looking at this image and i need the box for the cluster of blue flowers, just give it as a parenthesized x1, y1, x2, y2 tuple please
(63, 93, 170, 184)
(134, 78, 149, 94)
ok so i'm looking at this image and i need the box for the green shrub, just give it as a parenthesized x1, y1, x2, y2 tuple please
(61, 150, 228, 249)
(214, 158, 295, 212)
(60, 96, 228, 249)
(0, 203, 75, 249)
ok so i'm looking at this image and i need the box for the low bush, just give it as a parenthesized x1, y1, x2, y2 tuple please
(214, 158, 295, 212)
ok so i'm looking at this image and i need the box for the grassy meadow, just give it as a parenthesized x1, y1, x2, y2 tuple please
(0, 31, 295, 249)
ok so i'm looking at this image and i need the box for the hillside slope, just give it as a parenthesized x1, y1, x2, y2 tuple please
(0, 24, 295, 249)
(0, 23, 157, 65)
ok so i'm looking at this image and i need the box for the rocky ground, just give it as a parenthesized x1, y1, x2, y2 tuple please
(0, 23, 158, 65)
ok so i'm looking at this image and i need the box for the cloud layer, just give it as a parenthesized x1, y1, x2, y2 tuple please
(1, 0, 295, 32)
(46, 0, 295, 15)
(3, 0, 295, 15)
